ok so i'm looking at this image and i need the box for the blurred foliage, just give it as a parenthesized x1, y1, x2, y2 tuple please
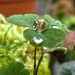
(50, 0, 74, 17)
(0, 62, 30, 75)
(50, 0, 75, 29)
(61, 16, 75, 29)
(0, 14, 50, 75)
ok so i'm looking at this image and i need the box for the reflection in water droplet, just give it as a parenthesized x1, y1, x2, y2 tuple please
(33, 19, 44, 31)
(44, 47, 47, 50)
(33, 20, 38, 30)
(52, 26, 59, 29)
(33, 25, 36, 30)
(33, 37, 43, 44)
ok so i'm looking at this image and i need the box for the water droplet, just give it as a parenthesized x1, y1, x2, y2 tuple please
(52, 26, 59, 29)
(33, 19, 44, 31)
(44, 47, 47, 50)
(33, 20, 38, 30)
(33, 37, 43, 44)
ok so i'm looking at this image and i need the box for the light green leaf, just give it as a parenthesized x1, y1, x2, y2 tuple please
(0, 62, 30, 75)
(6, 14, 39, 27)
(0, 50, 6, 54)
(44, 15, 55, 29)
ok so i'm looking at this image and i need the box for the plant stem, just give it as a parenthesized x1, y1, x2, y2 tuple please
(36, 47, 44, 75)
(34, 47, 37, 75)
(73, 45, 75, 51)
(3, 24, 12, 45)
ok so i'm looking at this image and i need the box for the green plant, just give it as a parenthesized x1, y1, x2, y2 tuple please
(0, 62, 30, 75)
(5, 14, 73, 75)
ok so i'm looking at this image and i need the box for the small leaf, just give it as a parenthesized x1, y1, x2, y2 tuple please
(42, 29, 66, 48)
(44, 15, 73, 33)
(23, 29, 43, 47)
(23, 29, 43, 41)
(44, 15, 55, 26)
(0, 62, 30, 75)
(6, 14, 39, 27)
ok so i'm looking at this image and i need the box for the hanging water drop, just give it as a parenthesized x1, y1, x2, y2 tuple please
(31, 37, 43, 47)
(33, 20, 38, 30)
(33, 19, 44, 31)
(33, 37, 43, 44)
(52, 26, 59, 29)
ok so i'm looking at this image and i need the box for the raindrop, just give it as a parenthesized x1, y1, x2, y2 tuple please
(44, 47, 47, 50)
(33, 37, 43, 44)
(33, 20, 38, 30)
(52, 26, 59, 29)
(33, 19, 44, 31)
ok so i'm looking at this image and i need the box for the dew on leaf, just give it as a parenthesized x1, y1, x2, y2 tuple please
(33, 37, 43, 44)
(33, 20, 38, 30)
(33, 19, 44, 31)
(52, 26, 59, 29)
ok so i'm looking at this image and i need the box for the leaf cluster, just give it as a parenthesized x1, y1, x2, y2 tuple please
(6, 14, 73, 48)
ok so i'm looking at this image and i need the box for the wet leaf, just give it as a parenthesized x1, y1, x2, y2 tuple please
(23, 28, 66, 48)
(44, 15, 73, 33)
(6, 14, 39, 27)
(23, 29, 43, 47)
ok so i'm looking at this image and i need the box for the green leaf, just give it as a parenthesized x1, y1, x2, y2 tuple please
(44, 15, 55, 26)
(44, 15, 55, 29)
(44, 15, 73, 33)
(6, 14, 39, 27)
(0, 50, 6, 54)
(42, 29, 66, 48)
(23, 29, 43, 47)
(23, 28, 66, 48)
(0, 62, 30, 75)
(49, 49, 75, 75)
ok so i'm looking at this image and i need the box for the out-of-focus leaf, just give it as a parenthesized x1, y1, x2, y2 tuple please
(49, 49, 75, 75)
(0, 62, 30, 75)
(61, 16, 75, 29)
(0, 50, 6, 54)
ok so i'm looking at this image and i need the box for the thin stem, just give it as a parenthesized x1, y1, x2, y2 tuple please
(5, 24, 13, 37)
(73, 45, 75, 51)
(3, 24, 12, 45)
(34, 47, 37, 75)
(36, 47, 44, 75)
